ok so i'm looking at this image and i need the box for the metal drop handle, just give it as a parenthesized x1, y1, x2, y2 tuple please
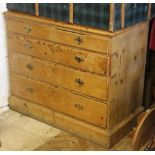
(26, 64, 34, 71)
(75, 78, 84, 86)
(74, 36, 83, 45)
(74, 103, 84, 110)
(75, 55, 85, 63)
(24, 25, 32, 33)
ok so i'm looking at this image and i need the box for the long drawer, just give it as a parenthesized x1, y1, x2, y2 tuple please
(53, 28, 110, 54)
(6, 19, 52, 40)
(8, 34, 110, 76)
(10, 53, 109, 101)
(6, 18, 111, 54)
(11, 73, 107, 128)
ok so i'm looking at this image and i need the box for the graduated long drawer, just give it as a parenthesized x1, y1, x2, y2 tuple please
(10, 73, 107, 128)
(8, 34, 110, 76)
(10, 52, 109, 101)
(6, 18, 111, 54)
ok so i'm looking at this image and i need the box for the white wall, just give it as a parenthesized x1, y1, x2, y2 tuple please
(0, 3, 9, 111)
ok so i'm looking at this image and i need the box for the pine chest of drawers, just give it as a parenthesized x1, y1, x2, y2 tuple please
(5, 11, 149, 148)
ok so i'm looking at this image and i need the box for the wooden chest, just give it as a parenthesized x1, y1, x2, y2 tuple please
(5, 11, 149, 148)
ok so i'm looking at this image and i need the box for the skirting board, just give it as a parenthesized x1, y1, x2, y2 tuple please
(9, 95, 143, 148)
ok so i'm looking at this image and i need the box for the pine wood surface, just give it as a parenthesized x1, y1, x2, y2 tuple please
(6, 18, 52, 40)
(132, 108, 155, 150)
(4, 11, 149, 36)
(9, 95, 142, 148)
(5, 11, 149, 148)
(52, 28, 111, 54)
(10, 73, 107, 128)
(10, 52, 109, 101)
(8, 34, 110, 76)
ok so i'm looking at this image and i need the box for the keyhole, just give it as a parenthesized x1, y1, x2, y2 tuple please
(134, 56, 137, 61)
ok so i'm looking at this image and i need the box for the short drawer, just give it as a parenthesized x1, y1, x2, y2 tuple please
(6, 19, 52, 40)
(53, 28, 110, 54)
(8, 35, 110, 76)
(11, 73, 107, 128)
(10, 53, 109, 101)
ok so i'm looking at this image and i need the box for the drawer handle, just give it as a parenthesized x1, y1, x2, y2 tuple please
(26, 87, 34, 93)
(75, 55, 85, 63)
(75, 78, 84, 86)
(74, 36, 83, 45)
(24, 25, 32, 33)
(24, 41, 32, 49)
(74, 104, 83, 110)
(26, 64, 34, 71)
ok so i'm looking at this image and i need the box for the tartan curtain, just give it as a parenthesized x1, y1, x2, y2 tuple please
(151, 3, 155, 18)
(39, 3, 69, 22)
(73, 3, 110, 30)
(7, 3, 35, 15)
(114, 3, 122, 31)
(124, 3, 148, 27)
(7, 3, 149, 31)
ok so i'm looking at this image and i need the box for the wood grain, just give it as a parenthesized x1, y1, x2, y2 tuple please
(132, 108, 155, 150)
(4, 11, 114, 37)
(9, 95, 110, 147)
(9, 95, 141, 148)
(121, 4, 125, 29)
(10, 73, 107, 128)
(69, 3, 73, 23)
(35, 3, 39, 16)
(52, 28, 110, 54)
(148, 4, 151, 19)
(8, 34, 110, 76)
(5, 11, 149, 148)
(10, 52, 109, 101)
(109, 4, 115, 32)
(108, 22, 149, 129)
(6, 19, 52, 41)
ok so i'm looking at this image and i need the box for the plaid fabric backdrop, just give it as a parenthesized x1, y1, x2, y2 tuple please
(73, 3, 110, 30)
(7, 3, 150, 31)
(39, 3, 69, 22)
(151, 3, 155, 17)
(124, 3, 148, 27)
(114, 3, 122, 31)
(7, 3, 35, 15)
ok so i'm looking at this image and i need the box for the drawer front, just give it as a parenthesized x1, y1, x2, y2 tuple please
(8, 35, 109, 76)
(53, 28, 110, 54)
(10, 53, 109, 100)
(6, 19, 51, 40)
(11, 73, 107, 128)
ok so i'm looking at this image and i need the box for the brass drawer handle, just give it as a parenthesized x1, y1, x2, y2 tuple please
(75, 78, 84, 86)
(75, 55, 85, 63)
(74, 36, 83, 45)
(74, 104, 83, 110)
(26, 64, 34, 71)
(24, 41, 32, 49)
(26, 87, 34, 93)
(24, 25, 32, 33)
